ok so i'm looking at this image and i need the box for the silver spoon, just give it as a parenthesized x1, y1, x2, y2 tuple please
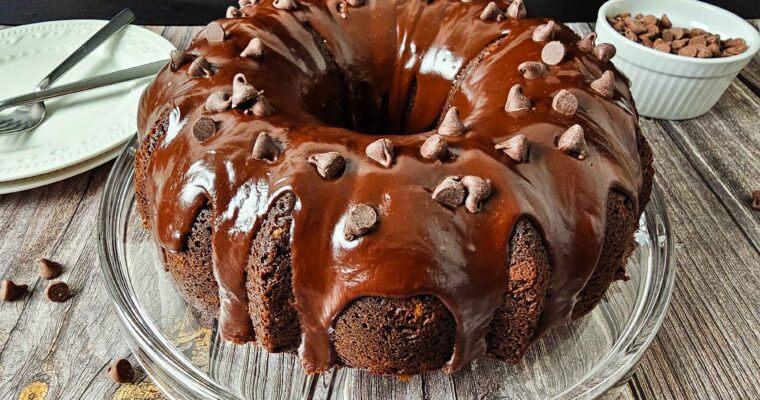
(0, 9, 135, 136)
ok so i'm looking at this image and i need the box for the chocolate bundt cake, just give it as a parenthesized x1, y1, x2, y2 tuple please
(135, 0, 654, 376)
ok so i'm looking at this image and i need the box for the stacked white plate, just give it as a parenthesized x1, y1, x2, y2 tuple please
(0, 20, 175, 194)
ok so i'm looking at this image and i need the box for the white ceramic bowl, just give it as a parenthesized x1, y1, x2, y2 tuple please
(596, 0, 760, 120)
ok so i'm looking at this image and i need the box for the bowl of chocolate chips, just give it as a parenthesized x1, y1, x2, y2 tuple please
(596, 0, 759, 119)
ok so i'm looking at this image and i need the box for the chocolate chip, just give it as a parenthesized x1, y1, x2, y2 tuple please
(557, 124, 587, 160)
(420, 134, 451, 160)
(552, 89, 578, 116)
(308, 152, 345, 179)
(37, 258, 63, 280)
(541, 41, 566, 65)
(678, 45, 697, 57)
(108, 359, 135, 384)
(252, 132, 279, 161)
(504, 84, 531, 112)
(344, 204, 378, 240)
(639, 35, 654, 48)
(188, 57, 213, 77)
(461, 176, 492, 213)
(591, 70, 615, 98)
(273, 0, 299, 10)
(689, 36, 707, 47)
(241, 37, 264, 58)
(696, 45, 712, 58)
(654, 42, 671, 53)
(226, 6, 242, 18)
(193, 117, 217, 142)
(232, 73, 260, 108)
(660, 14, 672, 28)
(725, 38, 746, 48)
(1, 280, 27, 301)
(432, 176, 465, 208)
(594, 43, 616, 63)
(169, 50, 194, 71)
(206, 22, 226, 43)
(438, 107, 466, 136)
(708, 43, 721, 56)
(205, 91, 232, 112)
(518, 61, 547, 80)
(495, 134, 528, 163)
(532, 20, 555, 42)
(250, 95, 275, 117)
(670, 28, 686, 40)
(752, 190, 760, 210)
(642, 15, 658, 26)
(671, 38, 689, 51)
(578, 32, 597, 52)
(479, 2, 505, 22)
(507, 0, 526, 20)
(625, 30, 639, 42)
(45, 281, 71, 303)
(625, 18, 646, 34)
(365, 138, 394, 168)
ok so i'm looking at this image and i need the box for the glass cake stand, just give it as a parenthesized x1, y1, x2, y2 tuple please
(98, 136, 675, 400)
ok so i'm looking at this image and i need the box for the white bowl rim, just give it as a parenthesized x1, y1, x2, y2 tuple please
(597, 0, 760, 66)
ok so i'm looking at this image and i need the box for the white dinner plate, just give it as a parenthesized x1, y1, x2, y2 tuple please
(0, 20, 174, 182)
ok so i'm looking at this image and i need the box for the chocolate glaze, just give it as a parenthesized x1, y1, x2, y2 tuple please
(137, 0, 643, 374)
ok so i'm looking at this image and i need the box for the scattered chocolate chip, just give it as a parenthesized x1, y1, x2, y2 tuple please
(308, 152, 345, 179)
(504, 84, 531, 112)
(273, 0, 299, 10)
(432, 176, 466, 208)
(552, 89, 578, 116)
(45, 281, 71, 303)
(226, 6, 242, 18)
(241, 37, 264, 58)
(532, 20, 555, 42)
(365, 138, 394, 168)
(108, 359, 135, 384)
(205, 91, 232, 112)
(461, 176, 492, 213)
(420, 134, 451, 160)
(252, 132, 279, 161)
(37, 258, 63, 280)
(1, 280, 27, 301)
(347, 0, 366, 6)
(231, 73, 260, 108)
(250, 95, 275, 117)
(578, 32, 597, 52)
(169, 50, 194, 71)
(506, 0, 526, 20)
(438, 107, 466, 136)
(591, 70, 615, 98)
(594, 43, 616, 63)
(518, 61, 547, 80)
(188, 57, 213, 77)
(479, 2, 505, 22)
(495, 134, 528, 163)
(192, 117, 217, 142)
(660, 14, 672, 28)
(752, 190, 760, 210)
(541, 41, 566, 65)
(206, 22, 226, 43)
(344, 204, 378, 240)
(557, 124, 587, 160)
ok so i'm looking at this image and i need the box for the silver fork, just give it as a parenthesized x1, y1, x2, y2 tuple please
(0, 9, 135, 136)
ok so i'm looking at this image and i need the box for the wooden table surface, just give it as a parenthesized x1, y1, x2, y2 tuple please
(0, 22, 758, 400)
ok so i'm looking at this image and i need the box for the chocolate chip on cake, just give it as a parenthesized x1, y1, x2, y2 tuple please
(438, 107, 466, 136)
(532, 20, 555, 42)
(752, 190, 760, 210)
(188, 57, 213, 77)
(252, 132, 279, 161)
(461, 176, 492, 213)
(344, 204, 378, 240)
(169, 50, 194, 71)
(591, 70, 615, 98)
(250, 95, 275, 117)
(479, 2, 505, 22)
(38, 258, 63, 280)
(226, 6, 242, 18)
(308, 152, 345, 179)
(557, 124, 588, 160)
(206, 22, 226, 43)
(1, 280, 27, 302)
(518, 61, 547, 80)
(495, 135, 528, 163)
(108, 359, 135, 384)
(365, 139, 395, 168)
(420, 134, 451, 160)
(193, 117, 217, 142)
(241, 37, 265, 58)
(505, 84, 531, 112)
(594, 44, 616, 63)
(205, 91, 232, 112)
(273, 0, 299, 10)
(45, 281, 71, 303)
(578, 32, 597, 52)
(541, 41, 566, 65)
(432, 176, 466, 208)
(232, 73, 260, 108)
(506, 0, 526, 20)
(552, 89, 578, 116)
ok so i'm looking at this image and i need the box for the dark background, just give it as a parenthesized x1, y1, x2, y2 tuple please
(0, 0, 758, 25)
